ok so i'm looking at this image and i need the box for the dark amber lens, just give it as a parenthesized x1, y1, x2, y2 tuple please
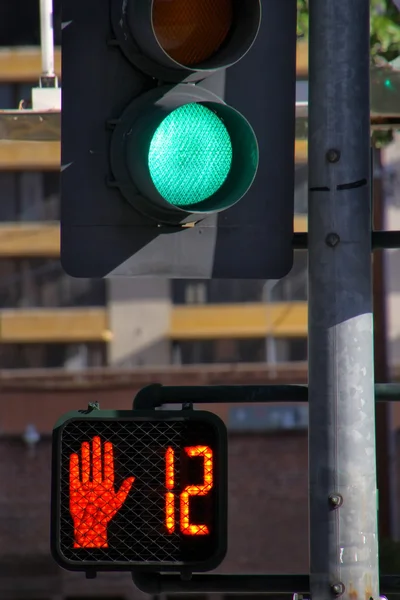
(152, 0, 233, 67)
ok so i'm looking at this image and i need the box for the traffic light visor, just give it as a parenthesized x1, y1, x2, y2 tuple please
(119, 0, 261, 81)
(110, 86, 259, 222)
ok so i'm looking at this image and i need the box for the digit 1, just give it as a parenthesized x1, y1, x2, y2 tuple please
(165, 447, 175, 533)
(180, 446, 213, 536)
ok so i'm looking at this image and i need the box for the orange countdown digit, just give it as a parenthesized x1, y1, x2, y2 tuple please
(180, 446, 213, 536)
(165, 447, 175, 533)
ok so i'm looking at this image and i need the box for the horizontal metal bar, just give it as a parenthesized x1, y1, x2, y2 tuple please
(132, 572, 310, 595)
(295, 115, 400, 140)
(0, 109, 60, 141)
(375, 383, 400, 399)
(0, 106, 396, 143)
(373, 230, 400, 249)
(293, 231, 400, 250)
(1, 66, 399, 142)
(293, 232, 308, 250)
(133, 384, 309, 409)
(381, 575, 400, 595)
(132, 572, 400, 595)
(296, 67, 400, 111)
(133, 383, 400, 410)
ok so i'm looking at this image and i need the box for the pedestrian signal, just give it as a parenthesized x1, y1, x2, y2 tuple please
(51, 409, 227, 572)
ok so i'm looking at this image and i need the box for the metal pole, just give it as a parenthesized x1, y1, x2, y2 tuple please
(263, 280, 278, 369)
(308, 0, 379, 599)
(372, 147, 393, 541)
(39, 0, 55, 79)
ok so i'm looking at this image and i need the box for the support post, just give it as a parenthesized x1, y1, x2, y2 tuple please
(372, 147, 393, 541)
(307, 0, 380, 599)
(39, 0, 56, 84)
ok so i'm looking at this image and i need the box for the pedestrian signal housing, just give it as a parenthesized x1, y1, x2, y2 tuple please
(51, 409, 227, 572)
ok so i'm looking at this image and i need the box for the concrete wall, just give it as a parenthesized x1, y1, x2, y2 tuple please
(107, 279, 171, 368)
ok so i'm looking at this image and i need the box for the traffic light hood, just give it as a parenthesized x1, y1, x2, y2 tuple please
(110, 84, 259, 224)
(112, 0, 262, 83)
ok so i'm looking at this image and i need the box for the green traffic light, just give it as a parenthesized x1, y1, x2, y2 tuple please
(148, 103, 233, 208)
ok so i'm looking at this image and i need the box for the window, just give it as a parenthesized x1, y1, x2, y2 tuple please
(173, 337, 307, 365)
(173, 339, 266, 365)
(225, 595, 288, 600)
(0, 260, 19, 307)
(275, 338, 308, 362)
(167, 596, 207, 600)
(0, 259, 106, 308)
(0, 0, 61, 46)
(270, 251, 308, 302)
(0, 82, 44, 110)
(184, 281, 207, 303)
(172, 279, 267, 304)
(172, 256, 308, 306)
(0, 84, 15, 110)
(65, 597, 125, 600)
(294, 164, 308, 215)
(0, 172, 60, 222)
(0, 343, 106, 369)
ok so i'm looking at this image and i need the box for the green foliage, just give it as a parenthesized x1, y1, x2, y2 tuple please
(297, 0, 309, 38)
(297, 1, 400, 147)
(370, 0, 400, 63)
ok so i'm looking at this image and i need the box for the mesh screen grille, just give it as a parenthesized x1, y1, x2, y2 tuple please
(56, 418, 219, 566)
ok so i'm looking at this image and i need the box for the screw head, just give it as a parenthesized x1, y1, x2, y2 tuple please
(326, 148, 341, 163)
(331, 582, 345, 596)
(329, 493, 343, 508)
(326, 233, 340, 247)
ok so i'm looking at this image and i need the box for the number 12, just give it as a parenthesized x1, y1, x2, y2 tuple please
(165, 445, 213, 536)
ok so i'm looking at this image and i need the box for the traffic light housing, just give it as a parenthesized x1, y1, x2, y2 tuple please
(61, 0, 297, 278)
(51, 409, 227, 573)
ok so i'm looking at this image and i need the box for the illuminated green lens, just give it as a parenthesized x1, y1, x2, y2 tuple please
(148, 103, 232, 208)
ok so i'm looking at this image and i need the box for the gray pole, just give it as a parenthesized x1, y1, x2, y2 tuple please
(308, 0, 379, 599)
(40, 0, 55, 78)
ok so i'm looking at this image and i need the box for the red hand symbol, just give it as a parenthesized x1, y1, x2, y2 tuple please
(69, 436, 135, 548)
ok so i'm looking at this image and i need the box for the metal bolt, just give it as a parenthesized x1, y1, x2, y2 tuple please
(331, 583, 345, 596)
(329, 493, 343, 508)
(326, 148, 341, 163)
(326, 233, 340, 247)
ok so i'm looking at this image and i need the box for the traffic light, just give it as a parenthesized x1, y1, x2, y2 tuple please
(51, 409, 227, 572)
(61, 0, 297, 278)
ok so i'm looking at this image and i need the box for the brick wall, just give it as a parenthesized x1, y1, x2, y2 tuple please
(0, 432, 309, 599)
